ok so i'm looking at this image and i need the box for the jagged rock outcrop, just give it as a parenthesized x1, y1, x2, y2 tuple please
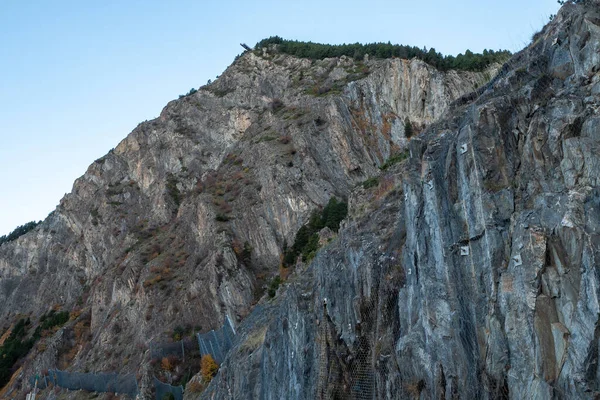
(200, 2, 600, 399)
(0, 22, 488, 399)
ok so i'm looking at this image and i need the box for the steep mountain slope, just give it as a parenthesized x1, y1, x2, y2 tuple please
(200, 2, 600, 399)
(0, 27, 490, 398)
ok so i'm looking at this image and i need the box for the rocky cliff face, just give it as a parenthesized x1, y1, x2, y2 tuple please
(0, 18, 489, 400)
(200, 2, 600, 400)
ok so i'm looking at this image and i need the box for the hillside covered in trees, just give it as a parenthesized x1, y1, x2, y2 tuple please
(255, 36, 512, 72)
(0, 221, 39, 247)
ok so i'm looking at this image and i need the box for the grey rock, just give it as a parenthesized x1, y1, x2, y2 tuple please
(202, 2, 600, 399)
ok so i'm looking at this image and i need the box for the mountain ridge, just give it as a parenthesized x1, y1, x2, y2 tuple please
(0, 31, 490, 399)
(2, 2, 599, 398)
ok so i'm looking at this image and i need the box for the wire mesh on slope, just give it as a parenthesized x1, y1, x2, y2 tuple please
(316, 300, 376, 400)
(30, 369, 138, 398)
(196, 315, 236, 364)
(153, 376, 184, 400)
(349, 330, 376, 400)
(150, 337, 197, 360)
(28, 375, 50, 390)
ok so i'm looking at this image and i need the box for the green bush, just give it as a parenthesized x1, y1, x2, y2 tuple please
(166, 174, 181, 207)
(283, 197, 347, 266)
(380, 151, 409, 170)
(268, 276, 282, 298)
(0, 318, 36, 388)
(178, 88, 197, 99)
(404, 119, 414, 138)
(32, 310, 70, 341)
(362, 177, 379, 189)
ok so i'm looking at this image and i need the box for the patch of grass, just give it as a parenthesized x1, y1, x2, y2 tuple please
(106, 183, 124, 197)
(143, 275, 164, 288)
(379, 151, 409, 170)
(207, 86, 234, 98)
(305, 82, 343, 97)
(186, 379, 204, 393)
(362, 177, 379, 189)
(282, 107, 306, 120)
(240, 327, 268, 353)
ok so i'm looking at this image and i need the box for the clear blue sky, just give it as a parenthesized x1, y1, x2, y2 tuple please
(0, 0, 560, 236)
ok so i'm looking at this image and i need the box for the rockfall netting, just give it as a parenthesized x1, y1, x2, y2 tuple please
(29, 369, 138, 397)
(150, 337, 197, 360)
(196, 315, 236, 364)
(27, 316, 237, 397)
(153, 376, 184, 400)
(315, 300, 375, 400)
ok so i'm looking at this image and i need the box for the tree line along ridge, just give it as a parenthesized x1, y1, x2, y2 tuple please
(0, 221, 40, 247)
(255, 36, 512, 72)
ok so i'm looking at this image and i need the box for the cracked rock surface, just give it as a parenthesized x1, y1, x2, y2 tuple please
(201, 3, 600, 399)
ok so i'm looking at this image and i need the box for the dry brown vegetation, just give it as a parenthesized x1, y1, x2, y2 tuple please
(200, 354, 219, 382)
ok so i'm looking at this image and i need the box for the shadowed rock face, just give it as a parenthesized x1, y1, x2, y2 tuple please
(200, 3, 600, 400)
(0, 17, 488, 399)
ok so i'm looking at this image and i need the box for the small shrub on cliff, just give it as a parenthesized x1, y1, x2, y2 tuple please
(187, 379, 204, 393)
(283, 197, 348, 267)
(172, 326, 185, 341)
(268, 276, 282, 298)
(270, 98, 285, 113)
(166, 173, 181, 207)
(200, 354, 219, 382)
(178, 88, 197, 99)
(242, 241, 252, 265)
(362, 177, 379, 189)
(161, 356, 177, 371)
(379, 150, 409, 171)
(404, 119, 414, 138)
(215, 213, 230, 222)
(186, 379, 204, 393)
